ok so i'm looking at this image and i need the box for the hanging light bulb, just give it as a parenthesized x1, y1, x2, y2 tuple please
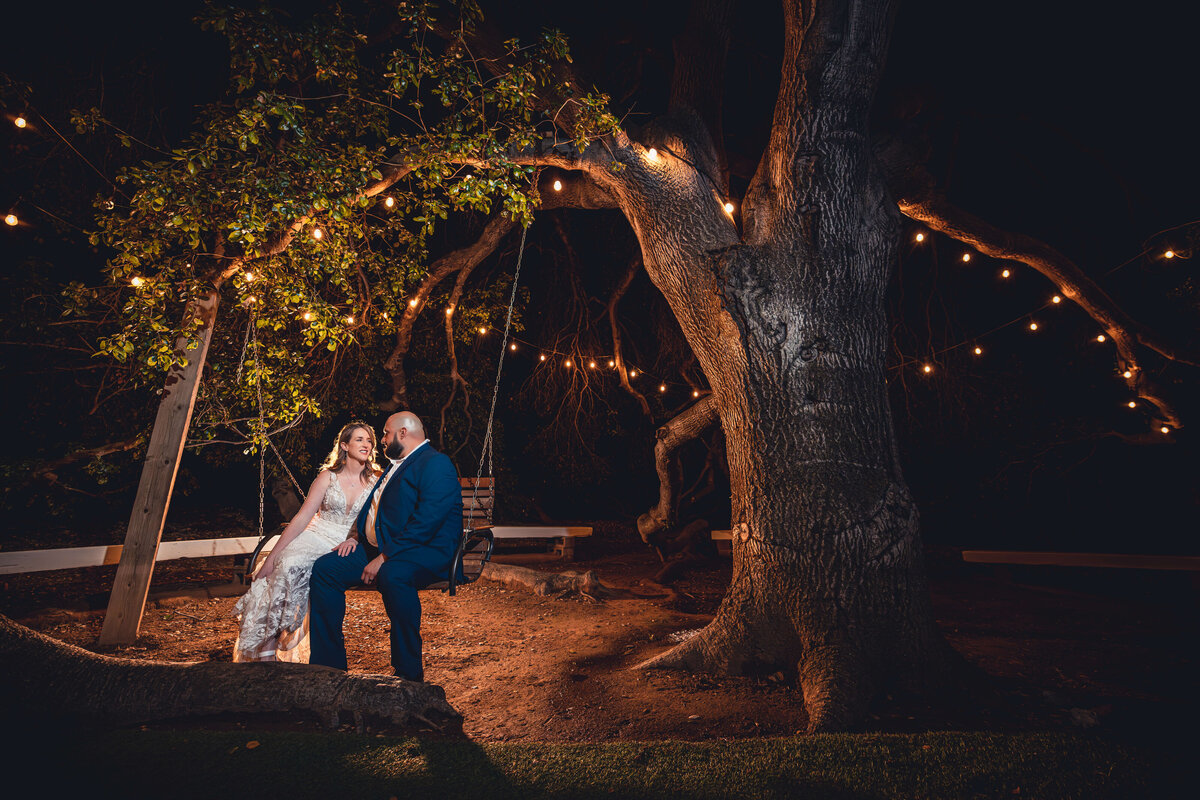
(608, 359, 615, 368)
(244, 271, 255, 282)
(1051, 295, 1061, 304)
(914, 232, 925, 243)
(1164, 250, 1176, 259)
(922, 364, 933, 374)
(246, 295, 258, 304)
(588, 360, 597, 369)
(384, 196, 395, 208)
(409, 298, 419, 307)
(312, 227, 323, 240)
(961, 253, 972, 263)
(479, 326, 488, 335)
(509, 343, 518, 351)
(1028, 321, 1039, 331)
(1127, 401, 1137, 408)
(973, 346, 983, 355)
(692, 390, 700, 398)
(130, 276, 144, 288)
(1123, 370, 1133, 379)
(564, 359, 573, 368)
(3, 213, 17, 227)
(539, 354, 546, 361)
(302, 311, 313, 321)
(658, 384, 666, 393)
(445, 307, 454, 316)
(629, 369, 638, 378)
(14, 116, 27, 129)
(724, 201, 735, 214)
(345, 315, 355, 324)
(647, 147, 658, 160)
(1096, 334, 1106, 343)
(1161, 426, 1170, 434)
(1001, 268, 1011, 279)
(552, 179, 563, 192)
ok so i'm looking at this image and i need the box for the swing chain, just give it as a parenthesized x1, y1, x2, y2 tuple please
(252, 317, 265, 540)
(470, 221, 528, 523)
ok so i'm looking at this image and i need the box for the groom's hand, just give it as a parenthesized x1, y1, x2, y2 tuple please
(333, 538, 358, 557)
(362, 554, 385, 585)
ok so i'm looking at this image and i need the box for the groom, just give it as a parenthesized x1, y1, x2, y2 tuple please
(310, 411, 463, 681)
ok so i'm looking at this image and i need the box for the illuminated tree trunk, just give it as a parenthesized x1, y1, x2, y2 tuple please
(617, 0, 950, 731)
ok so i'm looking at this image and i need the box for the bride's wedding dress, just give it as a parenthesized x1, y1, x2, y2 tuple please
(232, 470, 376, 662)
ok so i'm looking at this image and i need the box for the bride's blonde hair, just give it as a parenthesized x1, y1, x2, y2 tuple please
(320, 421, 382, 484)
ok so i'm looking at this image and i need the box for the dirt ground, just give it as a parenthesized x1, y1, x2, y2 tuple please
(3, 530, 1197, 742)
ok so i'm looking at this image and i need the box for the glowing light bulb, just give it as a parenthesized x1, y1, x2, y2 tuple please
(345, 315, 355, 324)
(724, 202, 735, 214)
(1029, 322, 1038, 331)
(647, 148, 658, 160)
(247, 296, 258, 304)
(922, 364, 933, 374)
(1096, 334, 1106, 343)
(1128, 401, 1137, 408)
(1123, 370, 1133, 379)
(1161, 426, 1170, 434)
(608, 359, 615, 368)
(659, 384, 667, 393)
(384, 196, 395, 208)
(915, 232, 925, 242)
(445, 307, 453, 316)
(629, 369, 638, 378)
(130, 276, 144, 288)
(510, 343, 518, 351)
(692, 390, 700, 398)
(539, 354, 546, 361)
(479, 327, 488, 335)
(564, 359, 573, 368)
(303, 312, 313, 321)
(1164, 249, 1175, 259)
(588, 361, 597, 369)
(244, 271, 255, 282)
(552, 180, 562, 192)
(312, 228, 323, 240)
(961, 253, 972, 263)
(3, 214, 17, 227)
(14, 117, 27, 129)
(1001, 269, 1011, 278)
(973, 346, 983, 355)
(409, 298, 419, 307)
(1051, 295, 1061, 304)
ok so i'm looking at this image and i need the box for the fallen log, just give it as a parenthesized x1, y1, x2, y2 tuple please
(0, 614, 461, 732)
(480, 562, 608, 598)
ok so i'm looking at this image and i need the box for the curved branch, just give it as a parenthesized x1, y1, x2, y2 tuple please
(607, 256, 652, 418)
(382, 214, 518, 412)
(897, 178, 1196, 429)
(438, 264, 475, 452)
(636, 395, 720, 544)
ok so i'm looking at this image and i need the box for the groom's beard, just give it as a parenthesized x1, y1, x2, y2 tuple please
(384, 438, 404, 460)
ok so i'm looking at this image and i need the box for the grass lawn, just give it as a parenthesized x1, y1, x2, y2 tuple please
(19, 729, 1187, 799)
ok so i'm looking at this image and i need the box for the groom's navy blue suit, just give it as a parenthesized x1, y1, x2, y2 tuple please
(310, 442, 462, 680)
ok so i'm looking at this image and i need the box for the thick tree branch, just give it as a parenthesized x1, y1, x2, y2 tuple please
(636, 395, 720, 545)
(668, 0, 734, 194)
(888, 157, 1197, 429)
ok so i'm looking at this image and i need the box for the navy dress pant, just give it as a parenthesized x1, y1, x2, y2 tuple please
(310, 545, 438, 681)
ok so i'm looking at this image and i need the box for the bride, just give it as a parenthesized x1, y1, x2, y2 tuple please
(232, 421, 381, 662)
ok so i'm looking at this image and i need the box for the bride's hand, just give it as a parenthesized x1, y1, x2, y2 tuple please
(256, 554, 277, 580)
(334, 539, 358, 557)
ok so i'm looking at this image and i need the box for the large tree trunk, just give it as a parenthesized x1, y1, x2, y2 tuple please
(2, 615, 461, 731)
(618, 0, 950, 732)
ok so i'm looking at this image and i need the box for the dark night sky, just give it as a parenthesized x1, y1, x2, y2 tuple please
(3, 2, 1197, 550)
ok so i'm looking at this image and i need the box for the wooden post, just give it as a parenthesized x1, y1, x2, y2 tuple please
(99, 292, 219, 645)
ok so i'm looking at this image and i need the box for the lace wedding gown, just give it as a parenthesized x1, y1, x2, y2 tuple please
(232, 470, 376, 662)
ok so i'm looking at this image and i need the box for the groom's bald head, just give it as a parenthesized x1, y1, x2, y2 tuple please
(382, 411, 425, 459)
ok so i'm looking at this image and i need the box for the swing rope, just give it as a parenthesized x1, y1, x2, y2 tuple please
(468, 220, 530, 526)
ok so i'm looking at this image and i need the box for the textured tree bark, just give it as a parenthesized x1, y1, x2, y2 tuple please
(605, 0, 953, 732)
(2, 615, 461, 731)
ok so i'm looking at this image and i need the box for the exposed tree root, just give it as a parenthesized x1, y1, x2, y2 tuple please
(0, 614, 461, 732)
(797, 643, 874, 733)
(479, 563, 609, 599)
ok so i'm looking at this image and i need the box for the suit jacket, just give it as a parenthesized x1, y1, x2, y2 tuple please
(354, 443, 463, 572)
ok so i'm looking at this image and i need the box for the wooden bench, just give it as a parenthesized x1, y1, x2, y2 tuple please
(462, 477, 591, 559)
